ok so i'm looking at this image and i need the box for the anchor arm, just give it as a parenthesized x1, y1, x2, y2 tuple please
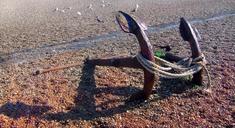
(116, 11, 156, 99)
(180, 18, 203, 85)
(133, 28, 155, 99)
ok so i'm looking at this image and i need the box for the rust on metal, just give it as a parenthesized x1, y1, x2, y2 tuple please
(34, 12, 205, 100)
(91, 11, 156, 99)
(117, 11, 156, 99)
(90, 12, 205, 100)
(179, 18, 203, 85)
(33, 62, 81, 75)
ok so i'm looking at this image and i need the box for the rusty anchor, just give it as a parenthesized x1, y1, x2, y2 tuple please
(34, 11, 207, 100)
(89, 11, 156, 100)
(88, 11, 205, 100)
(179, 18, 203, 85)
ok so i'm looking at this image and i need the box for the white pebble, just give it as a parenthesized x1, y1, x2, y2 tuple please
(88, 4, 93, 10)
(61, 9, 65, 13)
(77, 11, 81, 15)
(96, 16, 103, 22)
(135, 4, 139, 12)
(102, 4, 105, 7)
(55, 8, 59, 11)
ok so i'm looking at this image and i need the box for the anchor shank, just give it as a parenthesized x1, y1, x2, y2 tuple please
(134, 29, 155, 99)
(89, 56, 142, 69)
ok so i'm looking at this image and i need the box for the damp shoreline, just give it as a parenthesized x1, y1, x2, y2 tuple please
(1, 10, 234, 65)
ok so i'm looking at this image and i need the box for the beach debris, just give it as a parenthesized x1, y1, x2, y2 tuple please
(101, 0, 105, 7)
(54, 8, 59, 12)
(131, 4, 139, 12)
(33, 62, 81, 76)
(54, 7, 71, 12)
(96, 16, 104, 23)
(88, 4, 93, 10)
(54, 8, 66, 13)
(61, 9, 65, 13)
(77, 11, 82, 15)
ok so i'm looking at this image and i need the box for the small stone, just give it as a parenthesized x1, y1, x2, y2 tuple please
(212, 46, 217, 49)
(136, 4, 139, 10)
(77, 11, 81, 15)
(54, 8, 59, 11)
(88, 4, 93, 10)
(132, 4, 139, 12)
(61, 10, 65, 13)
(180, 112, 184, 116)
(96, 16, 104, 23)
(32, 69, 41, 76)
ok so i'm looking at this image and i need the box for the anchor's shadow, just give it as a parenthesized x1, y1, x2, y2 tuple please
(44, 59, 195, 121)
(0, 102, 52, 119)
(0, 60, 195, 121)
(154, 77, 195, 99)
(44, 60, 142, 121)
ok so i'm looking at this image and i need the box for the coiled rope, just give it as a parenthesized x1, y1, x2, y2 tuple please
(136, 52, 211, 90)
